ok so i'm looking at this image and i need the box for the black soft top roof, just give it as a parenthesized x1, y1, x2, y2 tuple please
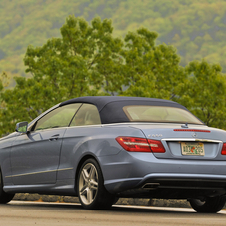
(60, 96, 189, 124)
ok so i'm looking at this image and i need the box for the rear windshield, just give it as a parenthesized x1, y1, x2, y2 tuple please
(123, 106, 203, 125)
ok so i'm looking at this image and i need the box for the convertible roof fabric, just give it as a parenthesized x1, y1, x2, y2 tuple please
(60, 96, 189, 124)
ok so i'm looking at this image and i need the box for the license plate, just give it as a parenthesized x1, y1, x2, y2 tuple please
(181, 142, 205, 156)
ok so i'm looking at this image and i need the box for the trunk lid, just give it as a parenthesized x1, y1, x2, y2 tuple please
(130, 123, 226, 160)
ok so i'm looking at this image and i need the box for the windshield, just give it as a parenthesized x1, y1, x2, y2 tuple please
(123, 106, 203, 125)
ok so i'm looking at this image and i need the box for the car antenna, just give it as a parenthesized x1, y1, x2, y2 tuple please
(181, 122, 188, 128)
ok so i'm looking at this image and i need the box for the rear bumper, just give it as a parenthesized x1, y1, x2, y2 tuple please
(105, 173, 226, 199)
(105, 173, 226, 191)
(140, 173, 226, 188)
(101, 151, 226, 198)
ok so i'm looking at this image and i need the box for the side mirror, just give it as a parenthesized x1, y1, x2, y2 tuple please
(15, 121, 28, 134)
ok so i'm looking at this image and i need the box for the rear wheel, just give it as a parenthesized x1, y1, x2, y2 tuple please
(189, 196, 226, 213)
(77, 158, 115, 210)
(0, 171, 14, 204)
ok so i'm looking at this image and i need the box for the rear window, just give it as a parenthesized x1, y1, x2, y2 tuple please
(123, 106, 203, 125)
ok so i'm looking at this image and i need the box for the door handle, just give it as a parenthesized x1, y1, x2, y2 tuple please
(49, 134, 60, 141)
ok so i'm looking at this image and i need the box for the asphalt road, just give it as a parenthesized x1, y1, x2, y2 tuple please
(0, 201, 226, 226)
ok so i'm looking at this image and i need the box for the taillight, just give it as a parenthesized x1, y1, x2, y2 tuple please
(116, 137, 150, 152)
(147, 139, 166, 153)
(221, 143, 226, 155)
(116, 137, 165, 153)
(174, 129, 211, 133)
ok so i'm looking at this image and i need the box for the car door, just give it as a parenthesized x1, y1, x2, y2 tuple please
(10, 103, 81, 185)
(57, 104, 103, 180)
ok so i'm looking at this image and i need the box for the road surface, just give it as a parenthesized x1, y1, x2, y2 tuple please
(0, 201, 226, 226)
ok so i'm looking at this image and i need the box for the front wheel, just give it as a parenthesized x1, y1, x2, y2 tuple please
(189, 196, 226, 213)
(0, 171, 14, 204)
(77, 158, 115, 210)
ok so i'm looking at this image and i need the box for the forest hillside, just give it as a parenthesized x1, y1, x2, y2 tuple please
(1, 0, 226, 85)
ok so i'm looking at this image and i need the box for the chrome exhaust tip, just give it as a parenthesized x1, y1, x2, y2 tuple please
(142, 183, 160, 190)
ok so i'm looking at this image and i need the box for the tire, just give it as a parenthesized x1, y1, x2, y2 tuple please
(189, 196, 226, 213)
(77, 158, 115, 210)
(0, 171, 14, 204)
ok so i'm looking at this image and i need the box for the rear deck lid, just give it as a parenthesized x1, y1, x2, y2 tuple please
(130, 123, 226, 160)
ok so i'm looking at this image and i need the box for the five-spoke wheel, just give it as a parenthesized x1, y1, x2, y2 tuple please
(78, 162, 98, 205)
(77, 158, 115, 210)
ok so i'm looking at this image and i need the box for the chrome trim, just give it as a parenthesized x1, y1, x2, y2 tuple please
(69, 124, 101, 128)
(101, 122, 206, 127)
(5, 168, 73, 178)
(162, 138, 222, 143)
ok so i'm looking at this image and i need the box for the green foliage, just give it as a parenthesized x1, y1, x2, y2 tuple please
(175, 60, 226, 128)
(0, 16, 125, 135)
(2, 0, 226, 83)
(1, 13, 226, 136)
(121, 28, 186, 99)
(24, 15, 124, 96)
(0, 15, 187, 136)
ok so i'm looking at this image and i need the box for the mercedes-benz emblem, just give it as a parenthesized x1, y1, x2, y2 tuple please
(192, 132, 197, 138)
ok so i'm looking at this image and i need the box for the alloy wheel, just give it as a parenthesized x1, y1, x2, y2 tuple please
(78, 163, 98, 205)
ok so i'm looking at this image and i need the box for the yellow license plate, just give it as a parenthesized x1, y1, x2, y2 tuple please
(181, 142, 205, 156)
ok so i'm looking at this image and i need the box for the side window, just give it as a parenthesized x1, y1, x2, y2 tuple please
(70, 104, 101, 127)
(34, 104, 82, 131)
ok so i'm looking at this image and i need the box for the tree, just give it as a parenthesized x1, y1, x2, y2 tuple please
(0, 16, 125, 135)
(175, 60, 226, 128)
(121, 28, 186, 99)
(0, 16, 186, 136)
(24, 16, 124, 98)
(2, 15, 226, 137)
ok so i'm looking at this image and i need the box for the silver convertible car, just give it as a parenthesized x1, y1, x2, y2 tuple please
(1, 96, 226, 212)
